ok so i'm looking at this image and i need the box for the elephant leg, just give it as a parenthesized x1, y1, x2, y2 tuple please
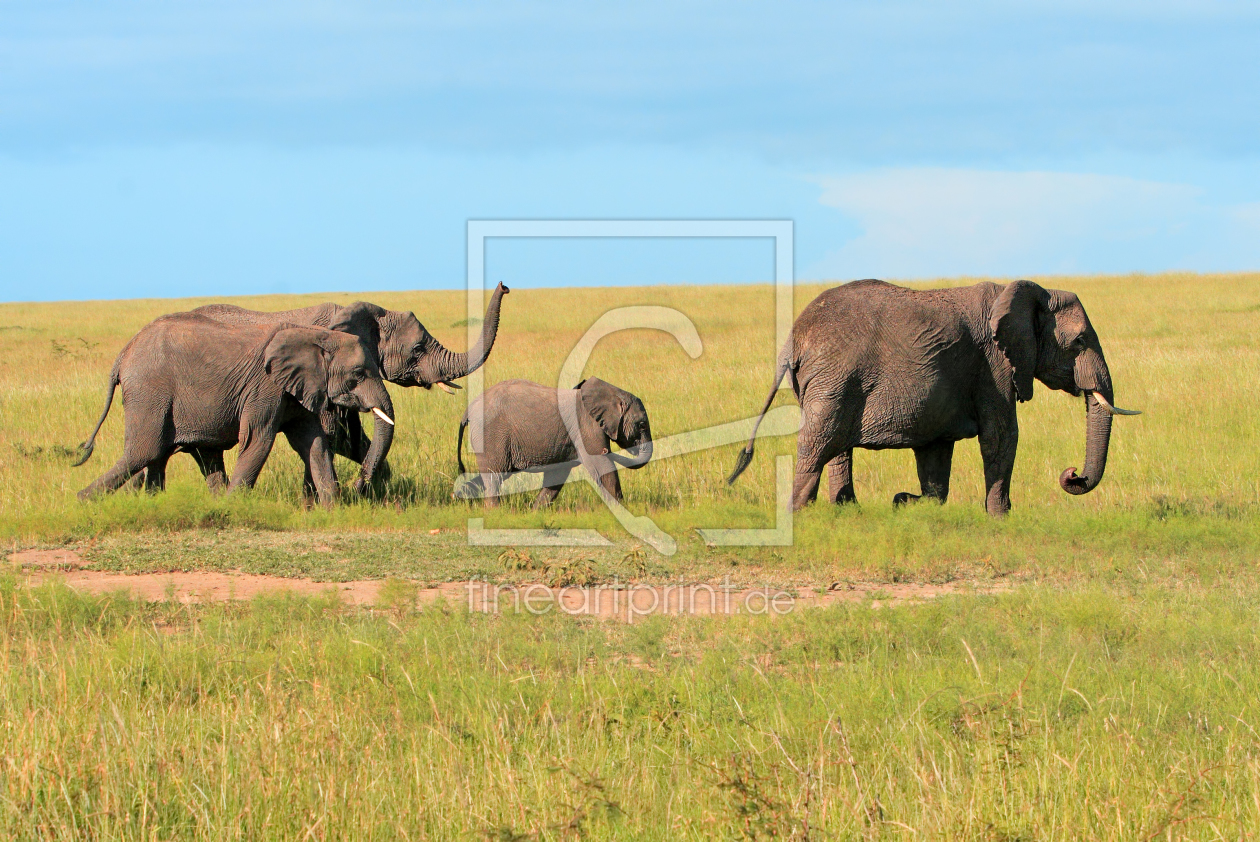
(894, 440, 955, 506)
(286, 434, 318, 506)
(481, 472, 507, 509)
(793, 439, 847, 512)
(826, 450, 856, 505)
(190, 447, 228, 492)
(791, 394, 851, 512)
(80, 457, 147, 499)
(596, 463, 623, 503)
(285, 424, 338, 508)
(227, 423, 278, 494)
(125, 471, 146, 492)
(79, 412, 170, 500)
(978, 424, 1018, 517)
(532, 466, 573, 510)
(143, 454, 170, 493)
(576, 452, 623, 506)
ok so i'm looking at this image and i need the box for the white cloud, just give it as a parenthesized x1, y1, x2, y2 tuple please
(805, 167, 1260, 279)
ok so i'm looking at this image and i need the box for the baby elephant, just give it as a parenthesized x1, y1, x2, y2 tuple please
(455, 378, 653, 508)
(74, 313, 395, 506)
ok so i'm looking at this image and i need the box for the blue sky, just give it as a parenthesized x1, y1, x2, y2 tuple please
(2, 1, 1259, 301)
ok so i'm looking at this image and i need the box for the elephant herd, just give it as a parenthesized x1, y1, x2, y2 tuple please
(75, 278, 1140, 515)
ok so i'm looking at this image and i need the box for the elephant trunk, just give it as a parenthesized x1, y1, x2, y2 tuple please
(1059, 346, 1114, 496)
(356, 380, 395, 492)
(610, 429, 653, 470)
(418, 282, 509, 386)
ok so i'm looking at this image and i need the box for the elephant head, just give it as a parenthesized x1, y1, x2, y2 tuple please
(578, 378, 653, 469)
(990, 280, 1140, 496)
(329, 282, 510, 390)
(321, 281, 508, 488)
(264, 326, 396, 437)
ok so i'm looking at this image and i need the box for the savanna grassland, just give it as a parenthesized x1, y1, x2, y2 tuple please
(2, 272, 1259, 839)
(0, 272, 1256, 583)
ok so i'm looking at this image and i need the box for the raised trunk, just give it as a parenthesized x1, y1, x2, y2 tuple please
(1059, 346, 1114, 495)
(354, 380, 395, 495)
(417, 282, 508, 386)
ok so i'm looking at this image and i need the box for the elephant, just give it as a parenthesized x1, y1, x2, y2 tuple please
(454, 378, 653, 508)
(190, 281, 509, 493)
(728, 279, 1140, 515)
(73, 313, 395, 506)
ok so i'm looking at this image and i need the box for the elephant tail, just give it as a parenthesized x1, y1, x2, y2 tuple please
(727, 351, 791, 485)
(73, 354, 123, 467)
(456, 415, 469, 477)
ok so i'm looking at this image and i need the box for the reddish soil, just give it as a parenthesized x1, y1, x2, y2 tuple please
(9, 549, 1007, 618)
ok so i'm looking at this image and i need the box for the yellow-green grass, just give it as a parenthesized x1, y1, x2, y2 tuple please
(5, 577, 1260, 839)
(1, 272, 1257, 582)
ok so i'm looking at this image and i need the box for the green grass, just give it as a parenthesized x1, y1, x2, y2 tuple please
(6, 577, 1260, 838)
(4, 273, 1260, 838)
(2, 271, 1258, 582)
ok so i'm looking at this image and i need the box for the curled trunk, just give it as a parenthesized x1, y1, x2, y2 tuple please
(609, 433, 653, 470)
(417, 282, 509, 386)
(1059, 393, 1113, 494)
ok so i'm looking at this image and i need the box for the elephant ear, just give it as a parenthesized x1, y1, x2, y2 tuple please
(327, 302, 385, 360)
(990, 280, 1049, 402)
(577, 378, 627, 439)
(264, 326, 334, 413)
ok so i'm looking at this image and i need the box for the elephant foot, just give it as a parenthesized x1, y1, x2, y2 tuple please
(452, 475, 484, 501)
(892, 492, 920, 507)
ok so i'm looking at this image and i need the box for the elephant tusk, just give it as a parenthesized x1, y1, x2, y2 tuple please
(1091, 391, 1142, 416)
(436, 381, 461, 394)
(371, 407, 395, 426)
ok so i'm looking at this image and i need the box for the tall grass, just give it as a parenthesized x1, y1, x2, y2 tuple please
(2, 272, 1257, 575)
(4, 578, 1260, 838)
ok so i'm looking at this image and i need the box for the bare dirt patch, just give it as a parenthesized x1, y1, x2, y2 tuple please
(8, 548, 89, 570)
(10, 559, 1009, 618)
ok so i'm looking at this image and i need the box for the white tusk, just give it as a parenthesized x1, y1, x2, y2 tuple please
(1091, 391, 1142, 416)
(371, 407, 395, 426)
(436, 382, 459, 394)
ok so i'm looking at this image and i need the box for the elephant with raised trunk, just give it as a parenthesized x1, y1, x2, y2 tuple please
(192, 281, 509, 492)
(454, 378, 653, 508)
(729, 279, 1140, 514)
(74, 314, 395, 506)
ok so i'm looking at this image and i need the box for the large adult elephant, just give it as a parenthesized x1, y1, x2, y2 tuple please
(729, 279, 1140, 515)
(193, 282, 509, 493)
(74, 314, 394, 506)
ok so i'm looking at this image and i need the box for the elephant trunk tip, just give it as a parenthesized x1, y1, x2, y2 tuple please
(624, 439, 653, 470)
(1059, 466, 1097, 495)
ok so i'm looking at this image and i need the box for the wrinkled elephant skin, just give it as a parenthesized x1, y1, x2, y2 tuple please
(729, 279, 1139, 515)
